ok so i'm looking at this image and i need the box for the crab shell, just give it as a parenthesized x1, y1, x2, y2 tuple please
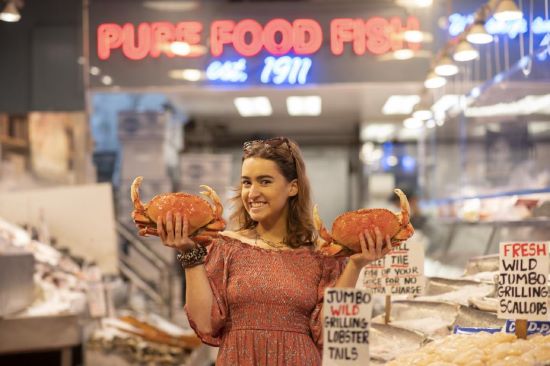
(130, 176, 225, 244)
(315, 189, 415, 256)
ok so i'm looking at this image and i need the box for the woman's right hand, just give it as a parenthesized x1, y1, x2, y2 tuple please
(157, 211, 196, 251)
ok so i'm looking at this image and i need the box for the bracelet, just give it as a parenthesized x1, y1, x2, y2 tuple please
(177, 245, 207, 269)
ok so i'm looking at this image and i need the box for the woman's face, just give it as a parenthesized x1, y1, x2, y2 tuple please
(241, 157, 298, 226)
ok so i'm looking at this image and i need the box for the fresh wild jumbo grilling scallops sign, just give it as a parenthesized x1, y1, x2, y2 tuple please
(498, 242, 549, 321)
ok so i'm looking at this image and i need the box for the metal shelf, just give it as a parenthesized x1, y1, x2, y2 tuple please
(427, 187, 550, 206)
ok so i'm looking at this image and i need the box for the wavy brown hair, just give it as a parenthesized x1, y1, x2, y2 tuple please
(230, 137, 317, 248)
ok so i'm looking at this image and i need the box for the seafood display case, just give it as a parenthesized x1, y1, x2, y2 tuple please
(419, 44, 550, 270)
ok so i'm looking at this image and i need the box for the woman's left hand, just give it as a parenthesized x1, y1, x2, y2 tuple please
(349, 227, 392, 268)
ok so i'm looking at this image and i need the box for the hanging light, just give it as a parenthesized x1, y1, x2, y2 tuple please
(0, 1, 21, 22)
(466, 23, 493, 44)
(393, 49, 414, 60)
(493, 0, 523, 22)
(412, 103, 433, 120)
(403, 117, 424, 129)
(434, 56, 459, 76)
(424, 71, 447, 88)
(453, 40, 479, 62)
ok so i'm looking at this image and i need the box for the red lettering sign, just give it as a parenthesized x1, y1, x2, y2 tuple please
(503, 242, 549, 257)
(331, 16, 420, 56)
(211, 18, 323, 57)
(96, 16, 420, 60)
(97, 21, 202, 60)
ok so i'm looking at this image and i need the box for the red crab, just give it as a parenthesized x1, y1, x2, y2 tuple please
(130, 176, 225, 244)
(314, 189, 415, 256)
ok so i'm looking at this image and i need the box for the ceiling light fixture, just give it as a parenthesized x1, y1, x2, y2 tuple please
(234, 97, 273, 117)
(382, 95, 421, 115)
(170, 41, 191, 56)
(412, 104, 433, 120)
(493, 0, 523, 22)
(168, 69, 204, 81)
(434, 56, 459, 76)
(453, 40, 479, 62)
(286, 96, 322, 116)
(0, 1, 21, 22)
(393, 49, 414, 60)
(424, 71, 447, 88)
(403, 117, 424, 129)
(466, 23, 493, 44)
(395, 0, 433, 9)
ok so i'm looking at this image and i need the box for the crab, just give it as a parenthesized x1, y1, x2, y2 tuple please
(130, 176, 226, 244)
(314, 189, 415, 256)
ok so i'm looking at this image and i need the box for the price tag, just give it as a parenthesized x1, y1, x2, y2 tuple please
(497, 242, 549, 321)
(323, 288, 372, 366)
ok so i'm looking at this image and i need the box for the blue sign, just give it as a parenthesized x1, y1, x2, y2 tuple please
(448, 13, 550, 39)
(206, 56, 312, 85)
(206, 58, 248, 82)
(505, 319, 550, 335)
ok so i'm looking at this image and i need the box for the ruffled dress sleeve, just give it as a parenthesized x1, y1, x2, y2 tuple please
(184, 236, 233, 346)
(309, 255, 348, 350)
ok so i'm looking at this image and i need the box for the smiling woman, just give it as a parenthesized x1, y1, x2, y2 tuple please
(155, 136, 392, 366)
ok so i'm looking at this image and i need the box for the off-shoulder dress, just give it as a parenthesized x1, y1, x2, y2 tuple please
(185, 232, 346, 366)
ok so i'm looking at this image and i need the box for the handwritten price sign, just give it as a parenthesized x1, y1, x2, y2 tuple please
(323, 288, 372, 366)
(362, 240, 424, 295)
(498, 242, 549, 321)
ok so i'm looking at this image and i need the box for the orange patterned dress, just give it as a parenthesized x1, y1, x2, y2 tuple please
(186, 233, 346, 366)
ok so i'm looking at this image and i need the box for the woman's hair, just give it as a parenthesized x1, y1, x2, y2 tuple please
(230, 137, 317, 248)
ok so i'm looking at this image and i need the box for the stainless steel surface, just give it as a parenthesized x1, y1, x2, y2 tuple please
(0, 314, 81, 353)
(0, 252, 34, 317)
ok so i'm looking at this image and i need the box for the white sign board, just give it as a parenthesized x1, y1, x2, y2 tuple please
(363, 240, 424, 296)
(498, 242, 549, 321)
(323, 288, 372, 366)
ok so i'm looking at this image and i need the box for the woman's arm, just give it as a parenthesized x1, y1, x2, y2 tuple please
(334, 227, 391, 288)
(158, 212, 214, 334)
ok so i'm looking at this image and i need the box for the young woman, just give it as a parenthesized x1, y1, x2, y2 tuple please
(157, 137, 391, 365)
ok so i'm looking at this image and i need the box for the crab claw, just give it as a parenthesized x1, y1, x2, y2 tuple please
(131, 176, 150, 224)
(200, 185, 223, 217)
(131, 176, 145, 211)
(319, 243, 354, 257)
(393, 188, 410, 226)
(313, 205, 333, 245)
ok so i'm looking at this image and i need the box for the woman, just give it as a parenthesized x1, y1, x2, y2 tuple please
(157, 137, 391, 365)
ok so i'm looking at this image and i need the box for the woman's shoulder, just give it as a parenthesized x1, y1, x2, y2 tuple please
(218, 230, 256, 245)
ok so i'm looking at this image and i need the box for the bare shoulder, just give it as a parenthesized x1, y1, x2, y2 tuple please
(219, 230, 256, 245)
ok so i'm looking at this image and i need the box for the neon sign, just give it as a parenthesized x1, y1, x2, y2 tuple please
(97, 16, 421, 60)
(206, 59, 248, 82)
(261, 56, 312, 85)
(206, 56, 313, 85)
(211, 19, 322, 57)
(448, 13, 550, 39)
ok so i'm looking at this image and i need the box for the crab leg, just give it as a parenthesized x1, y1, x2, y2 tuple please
(200, 185, 224, 217)
(313, 205, 333, 244)
(131, 176, 146, 212)
(393, 188, 410, 226)
(138, 226, 158, 237)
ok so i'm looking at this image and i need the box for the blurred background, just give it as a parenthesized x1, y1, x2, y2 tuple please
(0, 0, 549, 365)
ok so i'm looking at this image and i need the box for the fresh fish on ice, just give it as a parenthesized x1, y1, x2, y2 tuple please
(416, 277, 495, 306)
(464, 254, 499, 275)
(453, 305, 505, 329)
(468, 295, 499, 312)
(369, 322, 427, 363)
(373, 300, 458, 338)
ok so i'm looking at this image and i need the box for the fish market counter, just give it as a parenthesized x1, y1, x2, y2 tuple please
(0, 314, 83, 366)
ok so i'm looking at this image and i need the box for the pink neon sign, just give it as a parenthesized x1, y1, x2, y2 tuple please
(97, 17, 421, 60)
